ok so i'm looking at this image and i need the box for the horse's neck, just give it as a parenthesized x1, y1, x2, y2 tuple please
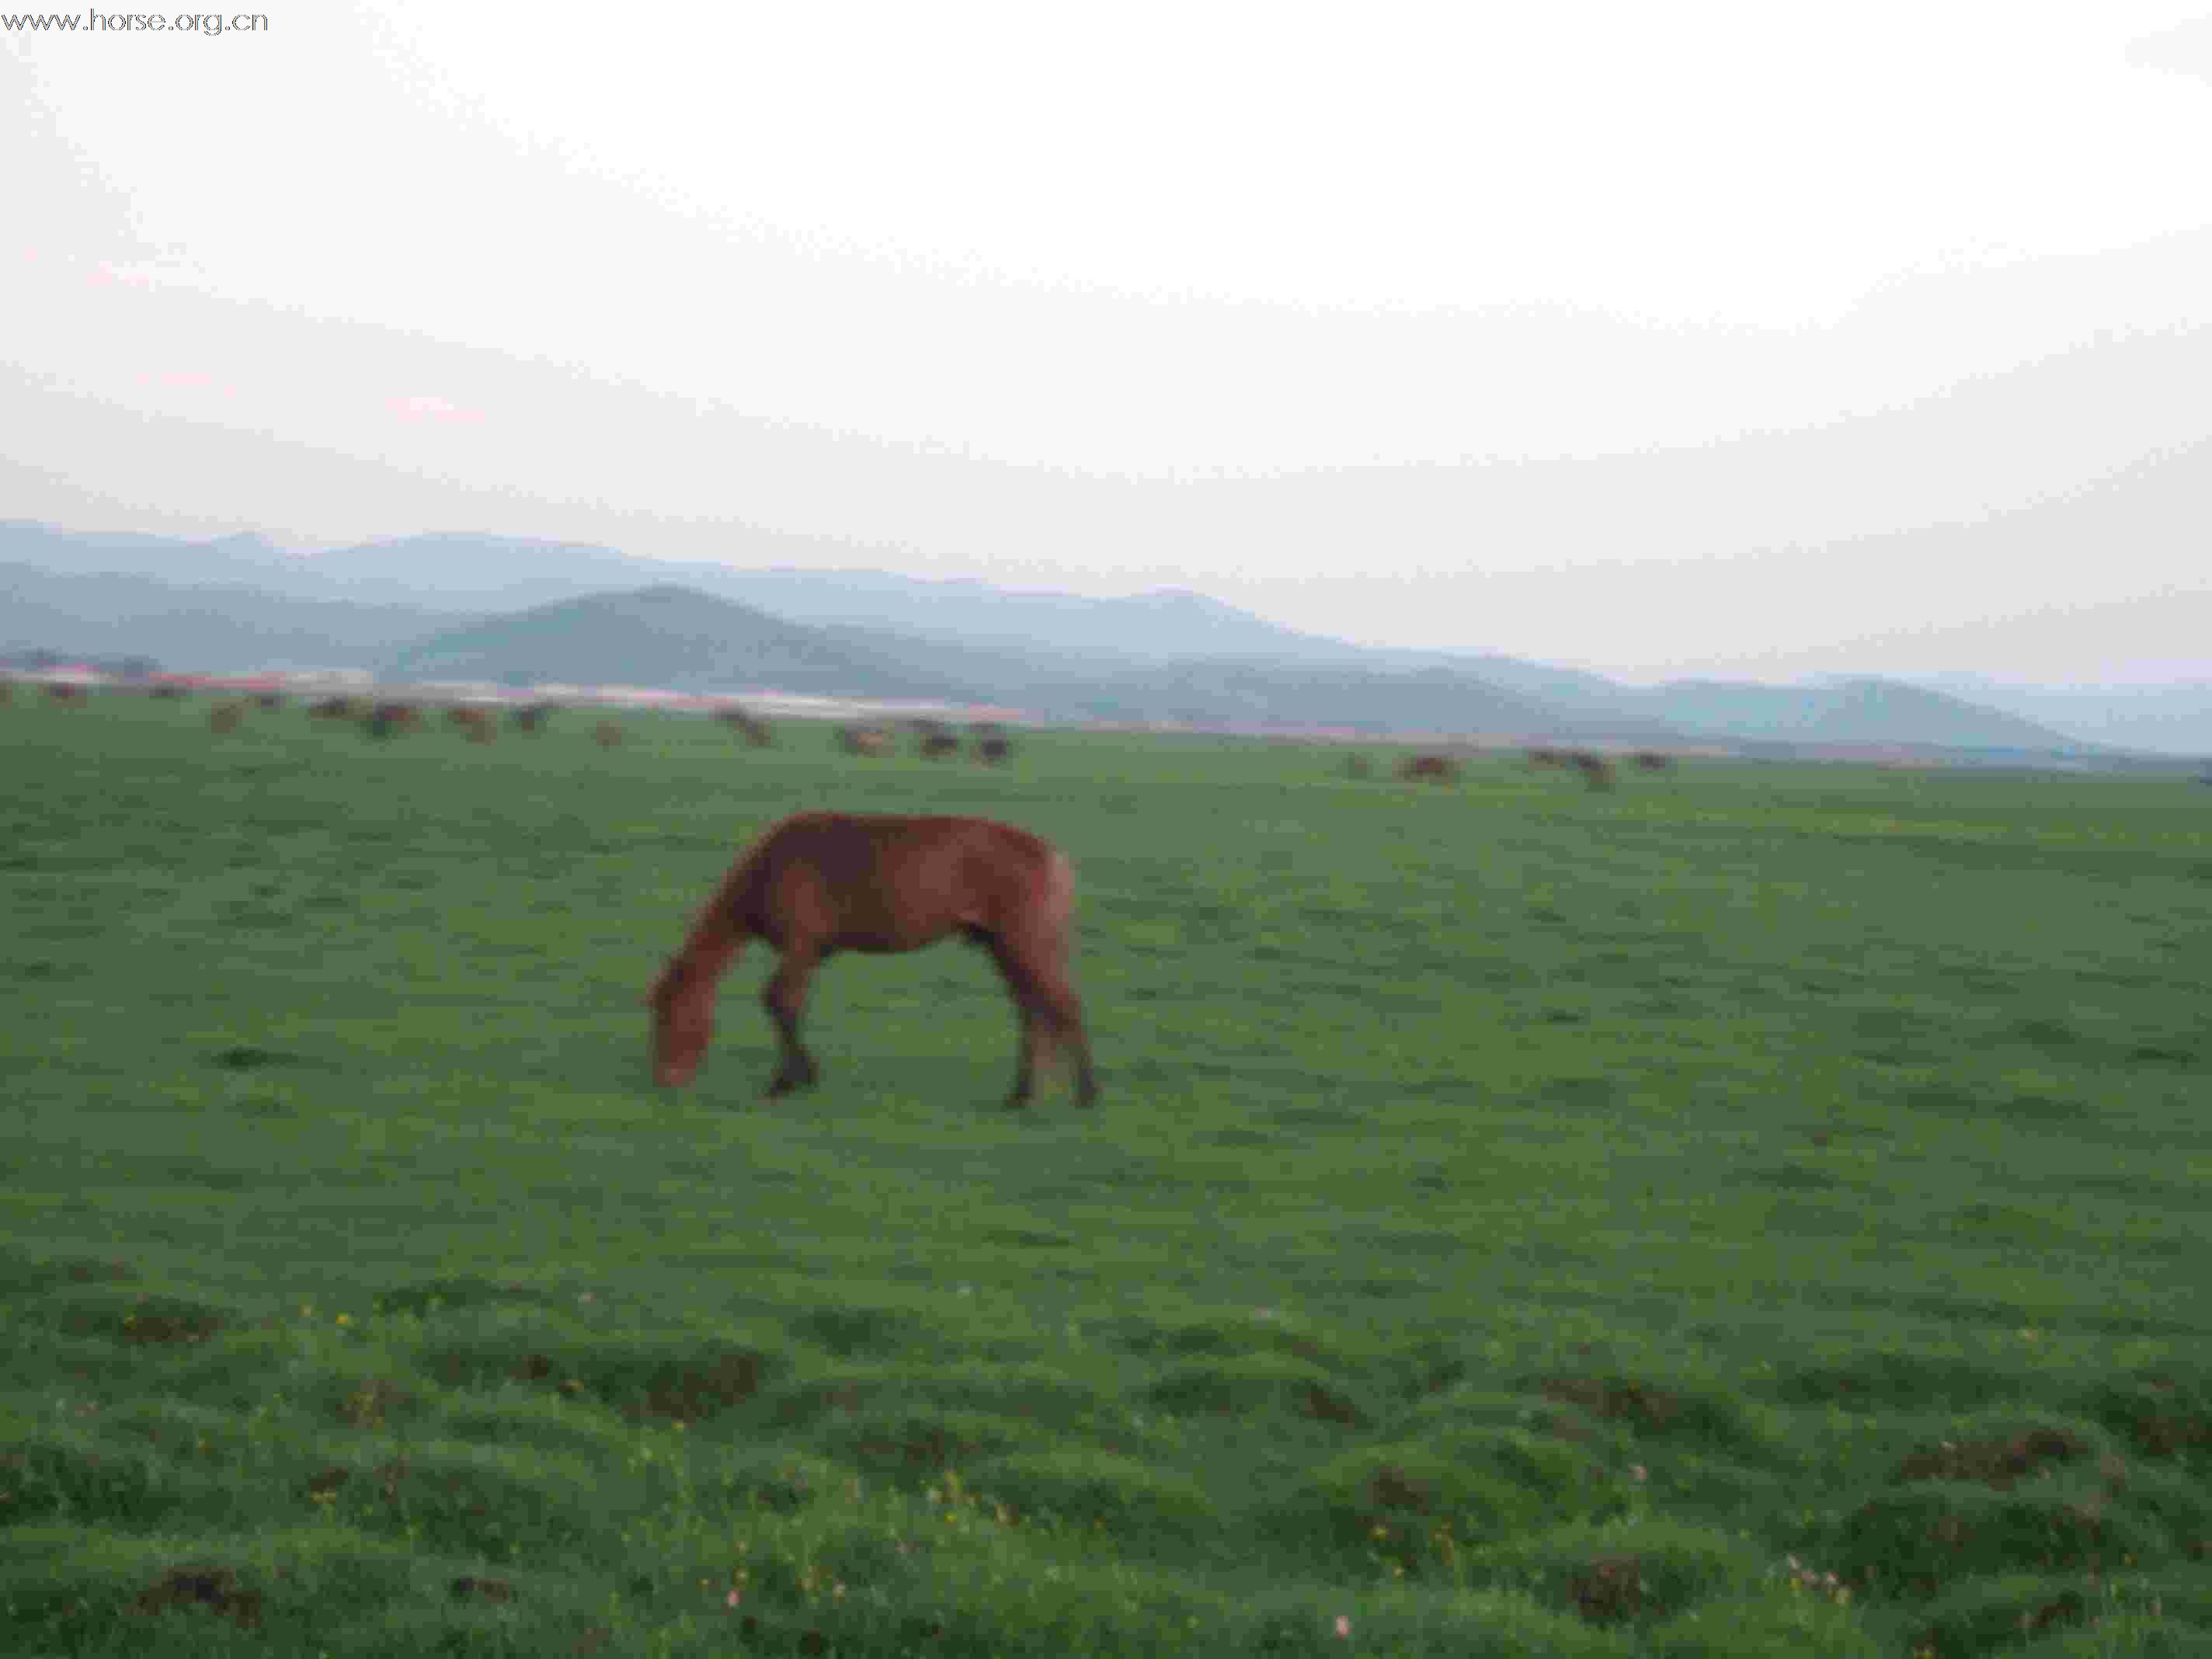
(679, 916, 743, 988)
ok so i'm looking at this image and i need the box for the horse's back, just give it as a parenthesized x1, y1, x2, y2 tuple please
(752, 812, 1060, 950)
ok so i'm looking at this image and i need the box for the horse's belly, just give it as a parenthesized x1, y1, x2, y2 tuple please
(837, 924, 949, 955)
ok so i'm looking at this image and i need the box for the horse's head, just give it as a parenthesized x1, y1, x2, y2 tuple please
(645, 961, 713, 1088)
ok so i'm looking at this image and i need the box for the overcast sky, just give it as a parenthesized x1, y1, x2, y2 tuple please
(6, 2, 2211, 683)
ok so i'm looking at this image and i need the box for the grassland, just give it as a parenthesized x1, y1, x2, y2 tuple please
(3, 692, 2209, 1657)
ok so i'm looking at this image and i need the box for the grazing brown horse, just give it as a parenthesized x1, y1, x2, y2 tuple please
(364, 701, 420, 739)
(446, 706, 496, 743)
(647, 811, 1098, 1109)
(1633, 750, 1674, 772)
(975, 735, 1013, 766)
(1399, 754, 1459, 783)
(715, 705, 774, 747)
(208, 701, 246, 734)
(1571, 751, 1615, 791)
(920, 732, 961, 760)
(838, 725, 893, 757)
(593, 721, 624, 748)
(510, 701, 556, 734)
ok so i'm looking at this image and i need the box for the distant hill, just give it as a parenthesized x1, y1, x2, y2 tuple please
(1021, 658, 1685, 738)
(3, 520, 312, 594)
(1639, 677, 2084, 750)
(302, 533, 688, 611)
(0, 516, 2123, 749)
(1901, 674, 2212, 756)
(377, 584, 1693, 736)
(381, 586, 993, 699)
(0, 560, 472, 671)
(680, 569, 1378, 663)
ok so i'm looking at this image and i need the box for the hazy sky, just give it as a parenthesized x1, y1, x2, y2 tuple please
(6, 2, 2212, 682)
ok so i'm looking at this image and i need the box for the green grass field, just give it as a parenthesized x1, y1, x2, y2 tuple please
(4, 692, 2209, 1657)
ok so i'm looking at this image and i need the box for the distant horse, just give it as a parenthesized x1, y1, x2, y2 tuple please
(148, 684, 189, 701)
(715, 705, 774, 747)
(1633, 751, 1674, 773)
(1342, 754, 1372, 779)
(1571, 751, 1615, 791)
(208, 701, 245, 734)
(364, 701, 420, 739)
(647, 811, 1098, 1109)
(920, 733, 961, 760)
(510, 702, 556, 734)
(838, 725, 893, 757)
(311, 695, 363, 721)
(1526, 747, 1567, 768)
(44, 683, 87, 706)
(253, 692, 284, 711)
(1399, 754, 1459, 783)
(976, 736, 1013, 766)
(593, 721, 624, 748)
(447, 707, 496, 743)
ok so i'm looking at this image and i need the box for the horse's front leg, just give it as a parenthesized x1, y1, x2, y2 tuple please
(760, 952, 822, 1097)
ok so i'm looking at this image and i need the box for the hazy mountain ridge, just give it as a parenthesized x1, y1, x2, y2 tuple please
(0, 518, 2132, 750)
(0, 558, 481, 670)
(380, 586, 1675, 736)
(1644, 677, 2080, 750)
(384, 585, 989, 700)
(1895, 672, 2212, 753)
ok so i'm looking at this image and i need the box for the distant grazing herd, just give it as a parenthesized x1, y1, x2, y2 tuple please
(1345, 746, 1673, 791)
(9, 681, 1024, 765)
(5, 682, 1685, 783)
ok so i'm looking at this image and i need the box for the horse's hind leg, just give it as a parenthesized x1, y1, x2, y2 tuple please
(986, 936, 1098, 1109)
(761, 950, 823, 1097)
(1057, 994, 1099, 1109)
(1038, 973, 1099, 1108)
(981, 937, 1050, 1108)
(1006, 1014, 1039, 1110)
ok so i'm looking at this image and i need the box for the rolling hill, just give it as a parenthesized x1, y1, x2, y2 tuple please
(5, 517, 2106, 749)
(1641, 677, 2084, 750)
(0, 560, 476, 671)
(381, 586, 988, 698)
